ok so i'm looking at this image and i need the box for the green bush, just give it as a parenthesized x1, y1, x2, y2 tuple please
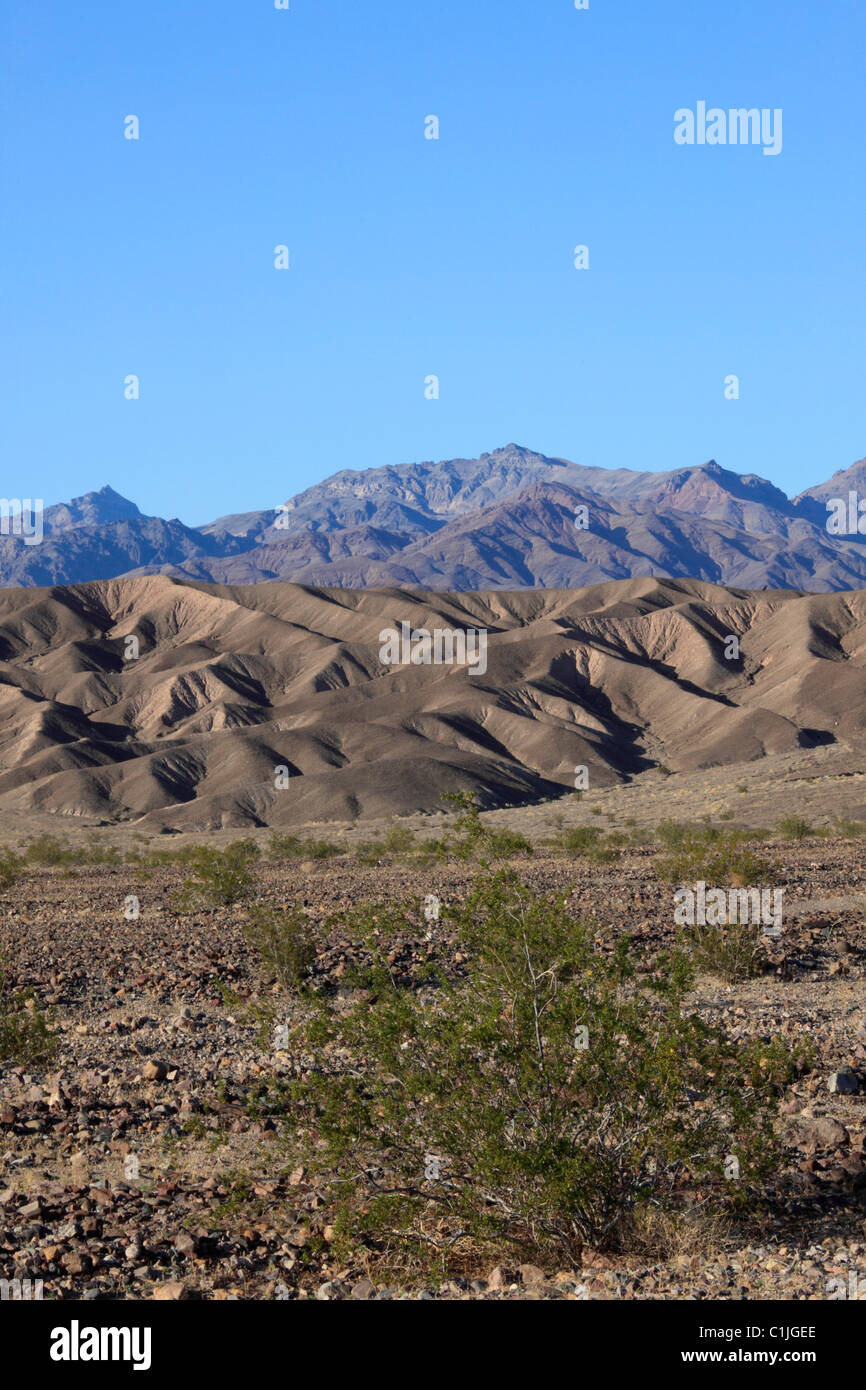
(288, 872, 795, 1267)
(549, 825, 620, 862)
(427, 792, 532, 861)
(0, 850, 22, 890)
(267, 833, 341, 861)
(176, 839, 261, 909)
(383, 823, 416, 853)
(0, 953, 56, 1066)
(484, 827, 533, 857)
(355, 839, 386, 864)
(776, 816, 818, 841)
(655, 842, 773, 887)
(266, 832, 301, 859)
(245, 904, 316, 990)
(301, 839, 342, 860)
(556, 825, 603, 851)
(682, 921, 769, 983)
(23, 834, 76, 866)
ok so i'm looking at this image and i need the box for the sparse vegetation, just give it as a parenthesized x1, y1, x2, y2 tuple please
(0, 849, 22, 891)
(681, 920, 769, 983)
(424, 792, 534, 861)
(655, 840, 773, 887)
(288, 871, 798, 1269)
(266, 832, 342, 861)
(244, 903, 317, 991)
(776, 816, 819, 841)
(549, 825, 620, 862)
(0, 952, 56, 1066)
(834, 816, 866, 837)
(176, 839, 261, 909)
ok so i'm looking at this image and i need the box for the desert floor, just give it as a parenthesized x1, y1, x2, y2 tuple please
(1, 745, 865, 1301)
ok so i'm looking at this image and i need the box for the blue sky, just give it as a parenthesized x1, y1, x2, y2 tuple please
(2, 0, 864, 524)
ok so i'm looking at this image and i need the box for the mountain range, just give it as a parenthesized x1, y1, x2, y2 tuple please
(3, 444, 866, 592)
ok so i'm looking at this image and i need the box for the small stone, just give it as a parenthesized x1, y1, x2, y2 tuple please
(796, 1117, 850, 1154)
(828, 1070, 860, 1095)
(143, 1061, 168, 1081)
(152, 1281, 187, 1300)
(61, 1251, 92, 1275)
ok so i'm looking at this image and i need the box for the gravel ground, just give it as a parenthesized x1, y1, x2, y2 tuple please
(1, 812, 865, 1301)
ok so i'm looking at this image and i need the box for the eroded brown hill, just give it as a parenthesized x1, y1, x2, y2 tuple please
(0, 575, 863, 830)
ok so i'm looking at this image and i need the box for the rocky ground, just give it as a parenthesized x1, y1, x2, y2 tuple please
(1, 763, 866, 1301)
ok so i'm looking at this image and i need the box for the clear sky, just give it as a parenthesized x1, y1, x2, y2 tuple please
(2, 0, 864, 524)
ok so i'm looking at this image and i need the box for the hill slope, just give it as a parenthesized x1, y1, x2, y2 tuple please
(0, 575, 863, 829)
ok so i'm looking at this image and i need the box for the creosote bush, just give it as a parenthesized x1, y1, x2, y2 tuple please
(429, 791, 533, 860)
(550, 825, 622, 861)
(266, 833, 342, 861)
(0, 953, 56, 1066)
(176, 839, 261, 909)
(653, 821, 773, 887)
(244, 904, 316, 990)
(775, 816, 820, 841)
(681, 921, 769, 984)
(0, 850, 22, 890)
(286, 871, 800, 1269)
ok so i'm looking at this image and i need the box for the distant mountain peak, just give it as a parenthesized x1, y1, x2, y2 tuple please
(44, 486, 143, 534)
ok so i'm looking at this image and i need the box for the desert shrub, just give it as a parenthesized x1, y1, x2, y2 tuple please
(144, 843, 202, 867)
(550, 825, 619, 862)
(834, 817, 866, 837)
(176, 839, 261, 909)
(484, 827, 533, 857)
(682, 921, 769, 983)
(355, 839, 386, 864)
(655, 820, 699, 849)
(776, 816, 819, 841)
(245, 904, 316, 990)
(266, 833, 341, 861)
(383, 823, 416, 853)
(23, 834, 77, 866)
(556, 825, 603, 851)
(355, 824, 419, 864)
(301, 839, 342, 860)
(655, 841, 773, 887)
(266, 832, 302, 859)
(19, 833, 121, 868)
(434, 792, 532, 861)
(0, 953, 56, 1066)
(287, 871, 795, 1268)
(0, 850, 23, 890)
